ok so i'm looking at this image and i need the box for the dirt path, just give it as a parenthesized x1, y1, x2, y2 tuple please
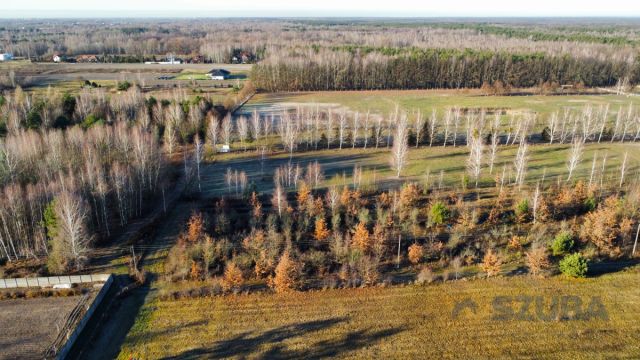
(77, 200, 198, 360)
(87, 176, 186, 275)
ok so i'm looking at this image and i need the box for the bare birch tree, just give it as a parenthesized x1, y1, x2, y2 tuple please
(237, 116, 249, 151)
(54, 189, 93, 271)
(414, 110, 425, 148)
(467, 133, 484, 187)
(206, 113, 219, 152)
(619, 151, 628, 188)
(566, 137, 585, 182)
(429, 109, 438, 147)
(390, 113, 409, 178)
(221, 114, 233, 146)
(514, 141, 529, 189)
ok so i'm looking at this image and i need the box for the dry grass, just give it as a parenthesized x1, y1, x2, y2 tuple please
(249, 90, 640, 119)
(0, 295, 86, 360)
(118, 268, 640, 359)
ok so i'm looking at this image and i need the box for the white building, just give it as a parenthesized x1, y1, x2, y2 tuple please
(0, 53, 13, 62)
(207, 69, 230, 80)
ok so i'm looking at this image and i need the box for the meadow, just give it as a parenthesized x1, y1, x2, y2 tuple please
(118, 267, 640, 359)
(248, 90, 640, 120)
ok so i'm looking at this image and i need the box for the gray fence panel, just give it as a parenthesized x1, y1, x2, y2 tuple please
(0, 274, 111, 289)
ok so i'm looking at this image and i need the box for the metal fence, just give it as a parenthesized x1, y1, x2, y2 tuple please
(0, 274, 111, 289)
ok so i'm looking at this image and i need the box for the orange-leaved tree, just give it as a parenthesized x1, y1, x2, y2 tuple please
(408, 243, 424, 265)
(314, 217, 331, 242)
(352, 222, 372, 253)
(270, 250, 301, 293)
(222, 261, 244, 292)
(481, 248, 502, 277)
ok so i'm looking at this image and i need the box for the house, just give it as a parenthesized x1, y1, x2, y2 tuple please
(0, 53, 13, 62)
(207, 69, 230, 80)
(219, 144, 231, 153)
(232, 51, 251, 64)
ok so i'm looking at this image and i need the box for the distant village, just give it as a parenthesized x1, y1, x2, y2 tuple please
(49, 51, 253, 64)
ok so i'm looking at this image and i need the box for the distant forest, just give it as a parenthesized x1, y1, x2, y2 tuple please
(251, 48, 639, 91)
(1, 19, 640, 90)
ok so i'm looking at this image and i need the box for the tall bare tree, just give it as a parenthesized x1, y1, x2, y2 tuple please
(514, 141, 529, 189)
(206, 113, 219, 152)
(467, 133, 484, 187)
(390, 113, 409, 178)
(566, 137, 585, 182)
(221, 114, 233, 146)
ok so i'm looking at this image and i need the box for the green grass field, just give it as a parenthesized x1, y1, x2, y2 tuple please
(174, 72, 210, 80)
(249, 90, 640, 119)
(201, 142, 639, 196)
(118, 267, 640, 359)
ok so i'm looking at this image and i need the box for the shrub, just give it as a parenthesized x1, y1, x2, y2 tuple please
(559, 253, 588, 278)
(117, 80, 132, 91)
(80, 114, 104, 130)
(525, 245, 550, 277)
(417, 266, 434, 284)
(25, 289, 40, 298)
(481, 249, 502, 277)
(429, 201, 450, 226)
(551, 231, 574, 256)
(584, 196, 597, 212)
(515, 199, 530, 223)
(408, 243, 424, 265)
(580, 196, 624, 256)
(221, 262, 244, 293)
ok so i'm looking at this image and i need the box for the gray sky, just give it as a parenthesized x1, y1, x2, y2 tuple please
(2, 0, 640, 18)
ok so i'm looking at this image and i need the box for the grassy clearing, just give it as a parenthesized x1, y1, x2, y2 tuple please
(118, 267, 640, 359)
(174, 72, 210, 80)
(249, 90, 640, 118)
(201, 142, 638, 196)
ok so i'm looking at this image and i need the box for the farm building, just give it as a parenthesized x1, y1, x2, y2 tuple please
(0, 53, 13, 61)
(208, 69, 230, 80)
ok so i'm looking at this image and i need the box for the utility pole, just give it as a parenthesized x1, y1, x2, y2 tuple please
(396, 234, 401, 269)
(633, 223, 640, 257)
(131, 245, 138, 271)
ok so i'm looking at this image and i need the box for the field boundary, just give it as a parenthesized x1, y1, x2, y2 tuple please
(0, 274, 111, 289)
(47, 274, 114, 359)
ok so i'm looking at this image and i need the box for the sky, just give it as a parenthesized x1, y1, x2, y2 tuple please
(1, 0, 640, 18)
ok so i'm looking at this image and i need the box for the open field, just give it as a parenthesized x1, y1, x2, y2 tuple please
(117, 267, 640, 359)
(246, 90, 640, 120)
(0, 295, 89, 360)
(201, 143, 639, 196)
(5, 62, 251, 91)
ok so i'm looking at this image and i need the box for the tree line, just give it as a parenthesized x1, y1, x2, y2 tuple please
(251, 48, 639, 91)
